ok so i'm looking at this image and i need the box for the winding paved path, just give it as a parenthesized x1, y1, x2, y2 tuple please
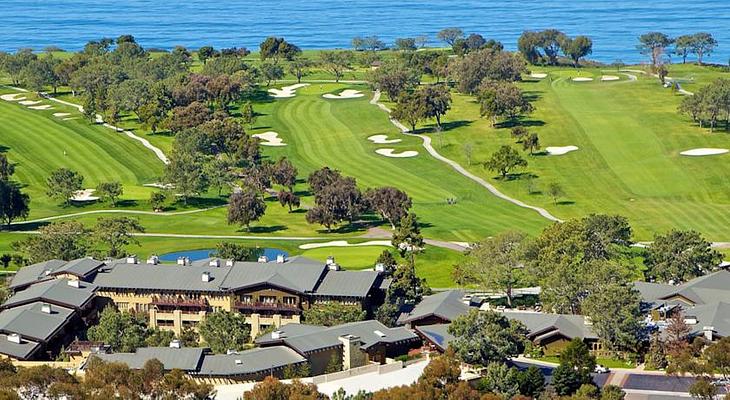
(10, 206, 227, 226)
(370, 90, 562, 223)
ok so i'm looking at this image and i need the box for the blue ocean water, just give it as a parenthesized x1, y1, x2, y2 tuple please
(0, 0, 728, 64)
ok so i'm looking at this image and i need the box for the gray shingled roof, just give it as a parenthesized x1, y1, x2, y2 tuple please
(635, 271, 730, 307)
(501, 311, 598, 341)
(415, 323, 455, 352)
(9, 260, 66, 289)
(197, 346, 306, 376)
(257, 320, 419, 354)
(684, 302, 730, 338)
(397, 290, 470, 325)
(0, 302, 75, 342)
(0, 333, 41, 360)
(51, 258, 105, 278)
(93, 347, 207, 371)
(312, 270, 380, 297)
(219, 256, 327, 293)
(2, 279, 96, 310)
(92, 262, 228, 293)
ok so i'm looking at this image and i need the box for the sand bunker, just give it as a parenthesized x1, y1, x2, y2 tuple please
(601, 75, 620, 81)
(143, 183, 174, 189)
(299, 240, 392, 250)
(0, 93, 26, 102)
(323, 89, 364, 99)
(572, 77, 594, 82)
(546, 146, 579, 155)
(680, 148, 729, 156)
(71, 189, 99, 202)
(28, 105, 52, 110)
(63, 117, 78, 121)
(368, 134, 402, 144)
(268, 83, 309, 98)
(375, 148, 418, 158)
(19, 100, 41, 106)
(530, 73, 548, 79)
(53, 112, 71, 118)
(252, 131, 286, 146)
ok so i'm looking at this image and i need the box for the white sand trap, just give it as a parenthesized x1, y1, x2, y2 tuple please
(144, 182, 174, 189)
(63, 117, 78, 121)
(601, 75, 620, 81)
(252, 131, 286, 147)
(375, 148, 418, 158)
(19, 100, 41, 106)
(0, 93, 26, 102)
(367, 134, 402, 144)
(53, 112, 71, 118)
(268, 83, 309, 98)
(299, 240, 392, 250)
(323, 89, 364, 99)
(530, 73, 548, 79)
(28, 104, 53, 110)
(71, 189, 99, 202)
(546, 145, 579, 155)
(572, 77, 594, 82)
(680, 148, 729, 156)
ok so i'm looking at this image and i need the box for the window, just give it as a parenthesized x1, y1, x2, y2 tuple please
(283, 296, 297, 305)
(260, 296, 276, 304)
(240, 295, 253, 303)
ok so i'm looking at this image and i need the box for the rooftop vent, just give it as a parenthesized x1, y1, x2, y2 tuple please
(209, 259, 220, 268)
(226, 349, 238, 355)
(146, 255, 159, 265)
(235, 359, 242, 365)
(225, 259, 235, 267)
(169, 339, 181, 348)
(271, 330, 285, 339)
(374, 330, 386, 338)
(703, 326, 715, 341)
(257, 255, 269, 263)
(202, 272, 211, 283)
(7, 334, 21, 344)
(684, 317, 698, 325)
(126, 256, 138, 264)
(177, 257, 190, 266)
(276, 254, 286, 264)
(326, 256, 336, 266)
(67, 280, 81, 288)
(41, 304, 53, 314)
(375, 263, 386, 273)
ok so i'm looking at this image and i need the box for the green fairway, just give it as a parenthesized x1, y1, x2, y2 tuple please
(433, 67, 730, 240)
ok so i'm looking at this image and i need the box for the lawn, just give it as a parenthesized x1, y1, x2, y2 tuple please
(534, 355, 635, 369)
(431, 66, 730, 241)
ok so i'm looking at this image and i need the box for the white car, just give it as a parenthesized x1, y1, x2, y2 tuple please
(594, 365, 609, 374)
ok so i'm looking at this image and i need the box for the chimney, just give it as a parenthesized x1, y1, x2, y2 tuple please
(276, 254, 286, 263)
(7, 334, 21, 344)
(235, 359, 242, 365)
(326, 256, 335, 266)
(41, 304, 52, 314)
(226, 349, 238, 355)
(703, 326, 715, 341)
(375, 263, 386, 273)
(126, 255, 138, 264)
(169, 339, 181, 348)
(271, 330, 285, 339)
(201, 271, 211, 282)
(209, 259, 220, 268)
(146, 255, 159, 265)
(373, 330, 386, 338)
(177, 257, 189, 266)
(339, 335, 366, 370)
(257, 255, 269, 263)
(67, 280, 81, 288)
(225, 259, 235, 267)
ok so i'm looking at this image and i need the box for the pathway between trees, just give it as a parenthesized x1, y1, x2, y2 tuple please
(2, 85, 169, 164)
(370, 90, 563, 223)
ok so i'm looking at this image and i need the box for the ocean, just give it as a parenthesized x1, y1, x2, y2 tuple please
(0, 0, 728, 64)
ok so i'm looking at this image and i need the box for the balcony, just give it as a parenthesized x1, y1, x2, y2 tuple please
(234, 301, 300, 313)
(151, 296, 209, 310)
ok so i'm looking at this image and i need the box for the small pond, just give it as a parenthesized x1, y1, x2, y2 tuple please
(158, 248, 288, 263)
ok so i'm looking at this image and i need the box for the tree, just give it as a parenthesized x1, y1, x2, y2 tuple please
(674, 34, 694, 64)
(289, 58, 313, 83)
(46, 168, 83, 206)
(204, 159, 235, 196)
(259, 37, 301, 64)
(463, 142, 474, 166)
(522, 132, 540, 154)
(646, 229, 721, 283)
(278, 190, 301, 213)
(478, 80, 533, 125)
(690, 32, 718, 65)
(391, 213, 424, 261)
(244, 376, 326, 400)
(93, 217, 145, 258)
(179, 327, 200, 348)
(484, 145, 527, 179)
(392, 91, 425, 132)
(0, 254, 11, 269)
(303, 303, 366, 326)
(518, 31, 543, 65)
(0, 154, 14, 182)
(365, 187, 412, 229)
(478, 363, 520, 398)
(272, 157, 298, 190)
(319, 51, 353, 82)
(197, 45, 216, 64)
(582, 284, 644, 353)
(370, 61, 420, 100)
(261, 62, 284, 86)
(418, 84, 451, 129)
(637, 32, 673, 68)
(87, 306, 148, 352)
(395, 38, 417, 52)
(164, 147, 208, 205)
(437, 28, 464, 47)
(561, 338, 596, 382)
(95, 181, 123, 206)
(306, 175, 365, 231)
(0, 181, 29, 228)
(166, 102, 212, 132)
(375, 250, 398, 275)
(362, 36, 386, 52)
(145, 328, 175, 347)
(561, 35, 593, 67)
(453, 231, 528, 307)
(448, 309, 526, 366)
(149, 191, 166, 211)
(450, 49, 527, 94)
(213, 241, 262, 261)
(308, 167, 343, 195)
(227, 188, 266, 231)
(517, 365, 545, 397)
(12, 221, 89, 262)
(240, 101, 257, 129)
(539, 29, 567, 65)
(198, 310, 250, 354)
(547, 182, 565, 205)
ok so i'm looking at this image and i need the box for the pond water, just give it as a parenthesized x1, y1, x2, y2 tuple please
(158, 248, 288, 263)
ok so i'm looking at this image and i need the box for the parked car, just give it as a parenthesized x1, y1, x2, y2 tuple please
(594, 365, 610, 374)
